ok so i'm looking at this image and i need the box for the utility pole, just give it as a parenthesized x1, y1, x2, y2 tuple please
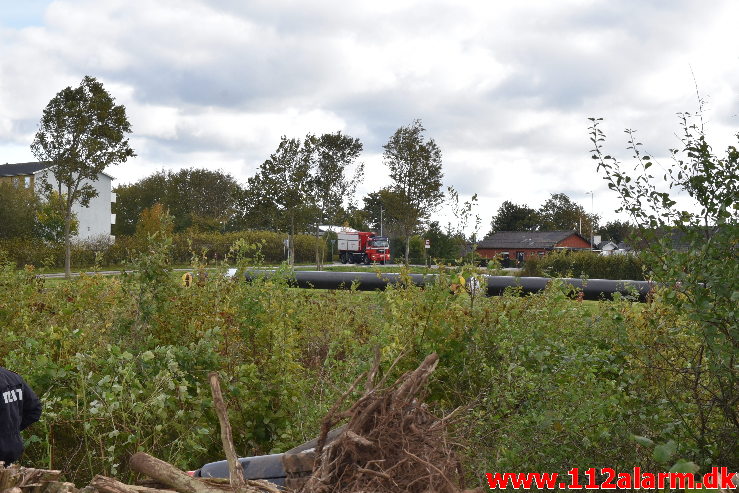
(380, 207, 384, 236)
(586, 191, 594, 250)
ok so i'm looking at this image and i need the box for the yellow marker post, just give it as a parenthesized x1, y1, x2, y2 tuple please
(182, 272, 193, 287)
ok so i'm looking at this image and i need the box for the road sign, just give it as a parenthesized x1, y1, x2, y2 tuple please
(425, 239, 430, 249)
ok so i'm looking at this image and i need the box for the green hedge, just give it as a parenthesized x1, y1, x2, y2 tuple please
(521, 250, 645, 280)
(0, 230, 325, 268)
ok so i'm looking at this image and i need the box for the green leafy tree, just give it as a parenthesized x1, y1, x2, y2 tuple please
(31, 75, 135, 277)
(589, 111, 738, 464)
(361, 189, 391, 235)
(113, 172, 167, 235)
(344, 203, 370, 232)
(383, 120, 444, 263)
(136, 203, 174, 239)
(361, 188, 402, 237)
(309, 131, 364, 268)
(114, 168, 242, 234)
(247, 136, 314, 265)
(538, 193, 598, 238)
(597, 219, 634, 244)
(0, 183, 38, 239)
(488, 200, 539, 234)
(424, 221, 459, 261)
(232, 184, 280, 232)
(36, 192, 78, 243)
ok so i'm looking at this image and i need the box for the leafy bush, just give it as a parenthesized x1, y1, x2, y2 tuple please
(590, 111, 738, 467)
(0, 245, 734, 486)
(522, 250, 645, 280)
(0, 230, 323, 268)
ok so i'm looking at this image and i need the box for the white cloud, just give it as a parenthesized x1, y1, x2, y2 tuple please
(1, 0, 737, 230)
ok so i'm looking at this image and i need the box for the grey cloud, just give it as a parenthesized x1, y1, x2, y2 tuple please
(2, 0, 737, 227)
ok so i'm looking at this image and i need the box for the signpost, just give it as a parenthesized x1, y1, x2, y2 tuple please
(425, 239, 430, 267)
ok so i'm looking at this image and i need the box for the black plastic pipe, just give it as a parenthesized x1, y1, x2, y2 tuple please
(243, 270, 653, 302)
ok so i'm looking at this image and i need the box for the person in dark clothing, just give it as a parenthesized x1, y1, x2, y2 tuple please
(0, 367, 42, 466)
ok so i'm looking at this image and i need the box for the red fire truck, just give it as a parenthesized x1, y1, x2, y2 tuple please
(337, 232, 391, 265)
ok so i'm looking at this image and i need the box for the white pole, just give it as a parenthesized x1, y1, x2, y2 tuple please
(380, 207, 383, 236)
(587, 191, 594, 250)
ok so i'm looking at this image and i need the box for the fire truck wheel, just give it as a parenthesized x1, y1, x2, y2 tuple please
(340, 253, 347, 264)
(363, 255, 371, 265)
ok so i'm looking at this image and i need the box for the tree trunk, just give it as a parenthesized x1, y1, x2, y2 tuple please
(90, 475, 141, 493)
(129, 453, 225, 493)
(404, 236, 410, 265)
(64, 207, 72, 279)
(314, 222, 321, 271)
(289, 215, 295, 266)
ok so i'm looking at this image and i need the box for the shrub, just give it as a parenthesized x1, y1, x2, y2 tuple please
(522, 250, 645, 280)
(0, 230, 324, 268)
(0, 252, 733, 485)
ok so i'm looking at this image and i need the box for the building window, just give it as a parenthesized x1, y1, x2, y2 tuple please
(12, 177, 20, 187)
(24, 176, 31, 188)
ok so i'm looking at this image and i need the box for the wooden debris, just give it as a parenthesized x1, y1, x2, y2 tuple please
(207, 372, 246, 490)
(2, 354, 475, 493)
(0, 465, 68, 493)
(299, 352, 467, 493)
(129, 453, 279, 493)
(90, 476, 140, 493)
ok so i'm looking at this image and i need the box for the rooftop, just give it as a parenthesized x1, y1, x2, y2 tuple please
(0, 161, 114, 180)
(0, 162, 47, 177)
(478, 230, 589, 249)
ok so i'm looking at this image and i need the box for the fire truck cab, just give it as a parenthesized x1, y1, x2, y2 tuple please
(337, 232, 391, 265)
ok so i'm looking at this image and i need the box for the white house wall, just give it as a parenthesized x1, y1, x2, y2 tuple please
(34, 169, 113, 241)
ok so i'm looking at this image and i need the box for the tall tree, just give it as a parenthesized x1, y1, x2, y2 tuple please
(31, 75, 134, 277)
(113, 172, 168, 235)
(537, 193, 598, 237)
(488, 200, 539, 234)
(114, 168, 242, 234)
(597, 219, 634, 244)
(424, 221, 460, 261)
(232, 183, 280, 231)
(383, 120, 444, 262)
(36, 192, 78, 243)
(361, 189, 392, 234)
(310, 131, 364, 268)
(248, 136, 313, 265)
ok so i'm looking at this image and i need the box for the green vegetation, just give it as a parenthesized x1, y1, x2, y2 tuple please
(381, 120, 445, 263)
(1, 228, 735, 488)
(590, 110, 738, 467)
(521, 250, 645, 280)
(487, 193, 599, 237)
(0, 230, 324, 269)
(31, 75, 135, 278)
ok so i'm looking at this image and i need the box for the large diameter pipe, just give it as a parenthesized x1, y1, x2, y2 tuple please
(243, 270, 653, 302)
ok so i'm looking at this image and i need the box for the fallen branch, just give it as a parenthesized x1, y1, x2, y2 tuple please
(208, 372, 246, 489)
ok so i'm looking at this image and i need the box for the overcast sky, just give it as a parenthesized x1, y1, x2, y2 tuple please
(1, 0, 737, 233)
